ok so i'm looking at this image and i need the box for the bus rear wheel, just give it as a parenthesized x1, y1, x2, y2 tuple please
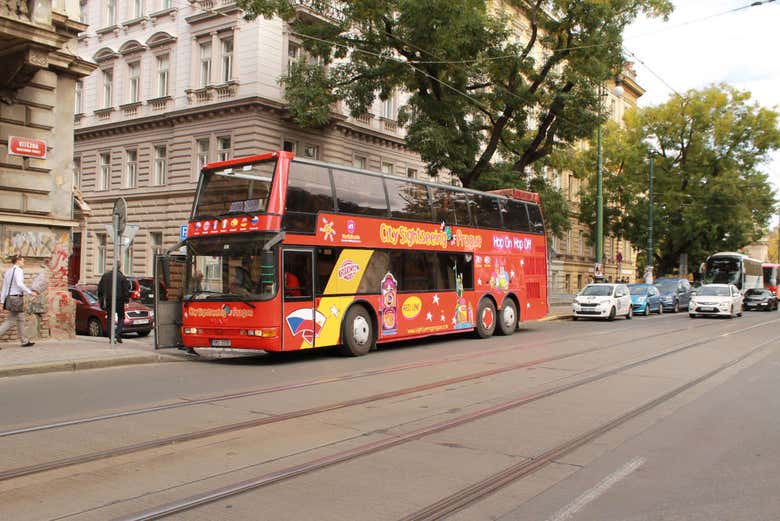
(497, 298, 518, 336)
(475, 298, 497, 339)
(341, 305, 375, 356)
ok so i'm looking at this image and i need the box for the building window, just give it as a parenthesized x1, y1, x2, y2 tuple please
(287, 42, 301, 70)
(162, 0, 172, 8)
(79, 0, 87, 23)
(565, 273, 571, 293)
(217, 136, 232, 161)
(75, 80, 83, 113)
(153, 145, 167, 185)
(106, 0, 116, 26)
(99, 152, 110, 191)
(132, 0, 143, 18)
(407, 168, 417, 179)
(578, 231, 584, 256)
(283, 140, 319, 159)
(382, 91, 398, 120)
(301, 144, 318, 159)
(156, 54, 169, 97)
(353, 155, 367, 169)
(381, 162, 394, 175)
(149, 232, 163, 273)
(73, 157, 81, 189)
(221, 37, 233, 82)
(125, 150, 137, 188)
(102, 68, 114, 108)
(96, 233, 107, 274)
(199, 41, 212, 87)
(128, 62, 141, 103)
(197, 138, 210, 170)
(566, 230, 571, 254)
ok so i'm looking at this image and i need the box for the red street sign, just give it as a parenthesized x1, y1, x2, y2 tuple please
(8, 136, 47, 159)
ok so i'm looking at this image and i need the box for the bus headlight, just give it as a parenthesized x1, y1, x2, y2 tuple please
(247, 328, 278, 338)
(183, 327, 202, 334)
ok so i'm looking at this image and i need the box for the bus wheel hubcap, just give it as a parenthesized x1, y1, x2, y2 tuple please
(353, 316, 370, 345)
(503, 307, 515, 327)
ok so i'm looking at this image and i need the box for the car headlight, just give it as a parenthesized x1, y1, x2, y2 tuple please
(719, 303, 730, 309)
(637, 297, 647, 303)
(148, 310, 155, 318)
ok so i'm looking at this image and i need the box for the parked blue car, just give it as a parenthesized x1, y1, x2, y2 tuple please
(653, 277, 693, 312)
(628, 283, 663, 316)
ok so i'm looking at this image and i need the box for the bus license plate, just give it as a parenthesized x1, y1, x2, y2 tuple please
(134, 319, 149, 325)
(211, 339, 231, 347)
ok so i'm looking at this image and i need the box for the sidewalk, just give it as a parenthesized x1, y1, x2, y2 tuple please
(541, 295, 574, 322)
(0, 335, 189, 379)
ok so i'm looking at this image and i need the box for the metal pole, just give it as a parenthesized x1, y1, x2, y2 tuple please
(648, 155, 654, 274)
(596, 85, 604, 271)
(110, 213, 119, 346)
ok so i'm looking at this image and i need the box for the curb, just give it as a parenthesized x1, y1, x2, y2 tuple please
(540, 313, 572, 322)
(0, 353, 184, 379)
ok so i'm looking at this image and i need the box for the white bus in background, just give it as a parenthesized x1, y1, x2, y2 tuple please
(701, 252, 763, 291)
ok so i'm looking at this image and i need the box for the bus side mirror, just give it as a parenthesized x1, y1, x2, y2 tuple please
(260, 250, 276, 290)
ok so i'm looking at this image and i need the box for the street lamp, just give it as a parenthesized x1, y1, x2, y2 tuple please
(595, 75, 623, 280)
(644, 134, 660, 283)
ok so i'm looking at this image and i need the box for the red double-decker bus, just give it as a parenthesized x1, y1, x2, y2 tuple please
(763, 263, 779, 294)
(153, 152, 548, 357)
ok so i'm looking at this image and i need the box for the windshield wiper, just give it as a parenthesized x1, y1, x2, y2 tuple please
(184, 290, 221, 303)
(220, 294, 257, 308)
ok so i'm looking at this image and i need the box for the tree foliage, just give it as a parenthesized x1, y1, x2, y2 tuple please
(237, 0, 672, 236)
(575, 84, 780, 275)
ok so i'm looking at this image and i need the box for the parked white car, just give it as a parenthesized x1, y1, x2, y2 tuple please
(689, 284, 743, 318)
(572, 283, 633, 321)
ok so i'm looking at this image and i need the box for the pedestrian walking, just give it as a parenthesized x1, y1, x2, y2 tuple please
(0, 254, 39, 347)
(97, 262, 130, 343)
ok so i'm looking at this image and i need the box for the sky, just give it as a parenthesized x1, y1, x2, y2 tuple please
(623, 0, 780, 226)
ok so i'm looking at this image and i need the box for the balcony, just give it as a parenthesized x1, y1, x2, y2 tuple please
(148, 96, 171, 111)
(94, 107, 114, 121)
(292, 0, 346, 24)
(186, 0, 240, 24)
(120, 101, 142, 117)
(185, 86, 213, 104)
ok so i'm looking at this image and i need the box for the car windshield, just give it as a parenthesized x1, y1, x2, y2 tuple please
(580, 285, 613, 296)
(654, 280, 677, 292)
(745, 289, 768, 296)
(82, 290, 98, 304)
(628, 285, 649, 295)
(697, 286, 730, 297)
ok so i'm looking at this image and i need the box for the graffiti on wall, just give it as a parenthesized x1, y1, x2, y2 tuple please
(1, 227, 56, 258)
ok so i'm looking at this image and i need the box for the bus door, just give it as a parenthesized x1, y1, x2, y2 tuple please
(281, 248, 316, 351)
(153, 252, 186, 349)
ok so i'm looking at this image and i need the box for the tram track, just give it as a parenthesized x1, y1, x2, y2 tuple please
(0, 318, 702, 440)
(0, 317, 772, 486)
(111, 322, 780, 521)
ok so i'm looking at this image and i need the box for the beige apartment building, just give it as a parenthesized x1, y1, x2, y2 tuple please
(0, 0, 94, 339)
(73, 0, 433, 283)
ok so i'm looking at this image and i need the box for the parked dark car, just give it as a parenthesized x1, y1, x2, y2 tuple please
(126, 276, 167, 306)
(653, 277, 693, 312)
(742, 288, 778, 311)
(69, 285, 155, 337)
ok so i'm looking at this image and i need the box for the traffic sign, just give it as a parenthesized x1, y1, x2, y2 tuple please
(180, 224, 188, 241)
(112, 197, 127, 235)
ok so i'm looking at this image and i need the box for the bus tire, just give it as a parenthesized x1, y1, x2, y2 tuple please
(341, 305, 375, 356)
(475, 298, 497, 339)
(497, 298, 518, 336)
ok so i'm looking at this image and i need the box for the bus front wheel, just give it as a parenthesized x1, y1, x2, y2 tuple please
(497, 298, 518, 336)
(341, 305, 375, 356)
(475, 298, 497, 339)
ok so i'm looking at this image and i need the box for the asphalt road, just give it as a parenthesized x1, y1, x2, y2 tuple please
(0, 309, 778, 520)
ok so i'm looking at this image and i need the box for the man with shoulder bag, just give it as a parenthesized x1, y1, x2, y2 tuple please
(97, 261, 130, 343)
(0, 254, 39, 347)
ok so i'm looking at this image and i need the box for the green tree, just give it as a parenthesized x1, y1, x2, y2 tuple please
(237, 0, 672, 237)
(577, 84, 780, 275)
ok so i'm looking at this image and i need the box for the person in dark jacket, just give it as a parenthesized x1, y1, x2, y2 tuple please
(97, 262, 130, 343)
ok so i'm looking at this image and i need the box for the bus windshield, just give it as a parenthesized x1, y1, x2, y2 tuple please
(186, 233, 278, 301)
(193, 159, 276, 219)
(763, 266, 776, 286)
(703, 257, 740, 285)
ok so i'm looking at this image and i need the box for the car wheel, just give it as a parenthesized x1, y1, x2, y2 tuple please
(607, 306, 616, 321)
(88, 318, 103, 337)
(340, 305, 375, 356)
(474, 298, 497, 338)
(673, 300, 679, 313)
(689, 313, 697, 318)
(496, 298, 518, 336)
(643, 305, 650, 316)
(572, 316, 578, 321)
(137, 330, 151, 337)
(729, 306, 735, 319)
(626, 307, 632, 320)
(657, 304, 663, 315)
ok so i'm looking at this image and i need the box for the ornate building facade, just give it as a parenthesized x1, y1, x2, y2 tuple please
(0, 0, 95, 339)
